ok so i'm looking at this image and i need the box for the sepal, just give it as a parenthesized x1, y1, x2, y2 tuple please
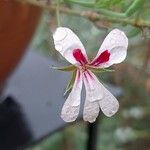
(87, 65, 114, 73)
(51, 65, 76, 71)
(64, 70, 77, 96)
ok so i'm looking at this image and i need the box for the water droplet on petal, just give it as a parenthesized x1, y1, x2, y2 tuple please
(53, 28, 67, 42)
(55, 43, 63, 52)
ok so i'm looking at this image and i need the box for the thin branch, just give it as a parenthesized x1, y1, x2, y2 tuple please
(66, 0, 146, 18)
(56, 0, 61, 26)
(17, 0, 150, 28)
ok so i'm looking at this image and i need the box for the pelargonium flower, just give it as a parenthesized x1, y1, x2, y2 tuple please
(53, 27, 128, 123)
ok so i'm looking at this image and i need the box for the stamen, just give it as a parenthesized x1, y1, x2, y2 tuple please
(91, 50, 110, 66)
(73, 49, 88, 65)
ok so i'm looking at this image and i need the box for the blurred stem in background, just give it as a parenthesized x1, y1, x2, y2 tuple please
(66, 0, 145, 18)
(17, 0, 150, 28)
(56, 0, 61, 26)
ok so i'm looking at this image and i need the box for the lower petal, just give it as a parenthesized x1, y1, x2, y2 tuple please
(83, 70, 103, 102)
(61, 70, 83, 122)
(83, 71, 102, 122)
(83, 99, 100, 123)
(99, 83, 119, 117)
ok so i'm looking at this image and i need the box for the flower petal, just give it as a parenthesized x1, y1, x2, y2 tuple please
(53, 27, 88, 66)
(83, 70, 103, 102)
(83, 100, 100, 123)
(83, 73, 100, 122)
(92, 29, 128, 68)
(61, 70, 83, 122)
(99, 83, 119, 117)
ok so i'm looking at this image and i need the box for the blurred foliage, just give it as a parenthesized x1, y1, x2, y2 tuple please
(95, 0, 123, 8)
(27, 0, 150, 149)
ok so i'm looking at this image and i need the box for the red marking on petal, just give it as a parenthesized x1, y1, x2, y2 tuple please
(91, 50, 110, 66)
(73, 49, 88, 65)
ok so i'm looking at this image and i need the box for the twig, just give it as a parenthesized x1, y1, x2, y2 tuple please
(67, 0, 146, 18)
(56, 0, 61, 26)
(16, 0, 150, 28)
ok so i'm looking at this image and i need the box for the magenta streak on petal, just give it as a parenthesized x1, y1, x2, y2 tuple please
(84, 72, 88, 83)
(84, 71, 94, 91)
(91, 50, 110, 66)
(73, 49, 88, 65)
(76, 70, 82, 85)
(84, 71, 94, 82)
(87, 70, 94, 80)
(77, 70, 80, 81)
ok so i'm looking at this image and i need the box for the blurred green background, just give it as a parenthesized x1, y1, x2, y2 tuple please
(27, 0, 150, 149)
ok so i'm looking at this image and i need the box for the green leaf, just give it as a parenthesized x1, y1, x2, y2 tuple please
(64, 70, 77, 96)
(51, 65, 76, 71)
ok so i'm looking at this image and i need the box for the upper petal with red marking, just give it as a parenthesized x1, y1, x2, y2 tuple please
(53, 27, 88, 66)
(92, 29, 128, 68)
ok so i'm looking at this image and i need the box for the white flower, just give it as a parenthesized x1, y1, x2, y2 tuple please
(53, 27, 128, 123)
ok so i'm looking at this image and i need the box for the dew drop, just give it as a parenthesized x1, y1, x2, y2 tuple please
(53, 28, 67, 42)
(55, 43, 63, 52)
